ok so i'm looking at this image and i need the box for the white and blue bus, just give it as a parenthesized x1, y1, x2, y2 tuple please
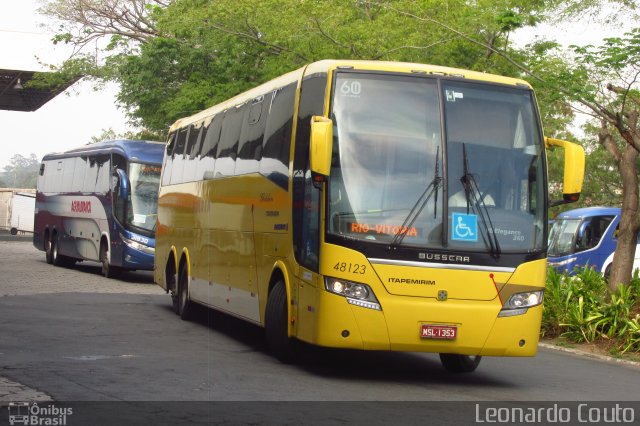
(33, 140, 165, 278)
(548, 206, 640, 276)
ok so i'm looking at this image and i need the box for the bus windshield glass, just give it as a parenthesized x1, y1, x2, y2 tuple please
(128, 162, 161, 233)
(328, 72, 546, 253)
(548, 219, 581, 256)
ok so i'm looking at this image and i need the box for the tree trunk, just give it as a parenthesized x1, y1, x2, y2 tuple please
(608, 142, 640, 291)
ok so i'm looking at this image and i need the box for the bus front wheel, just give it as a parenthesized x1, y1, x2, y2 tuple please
(100, 243, 120, 278)
(439, 354, 481, 373)
(265, 280, 296, 363)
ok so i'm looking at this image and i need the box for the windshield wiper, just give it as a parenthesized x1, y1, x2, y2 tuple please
(460, 144, 501, 258)
(390, 147, 442, 249)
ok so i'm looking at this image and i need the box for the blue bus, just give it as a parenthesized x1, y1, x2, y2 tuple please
(548, 207, 626, 275)
(33, 140, 165, 278)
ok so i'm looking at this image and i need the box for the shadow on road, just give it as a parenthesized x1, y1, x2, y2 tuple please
(164, 301, 511, 388)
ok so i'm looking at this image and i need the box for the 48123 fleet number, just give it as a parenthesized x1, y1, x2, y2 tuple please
(333, 262, 366, 274)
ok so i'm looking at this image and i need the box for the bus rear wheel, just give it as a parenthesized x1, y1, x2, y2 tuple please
(265, 280, 296, 363)
(45, 234, 53, 264)
(51, 234, 73, 267)
(178, 267, 195, 321)
(100, 242, 120, 278)
(439, 354, 482, 373)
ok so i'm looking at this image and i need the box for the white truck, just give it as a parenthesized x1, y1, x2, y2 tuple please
(0, 189, 36, 235)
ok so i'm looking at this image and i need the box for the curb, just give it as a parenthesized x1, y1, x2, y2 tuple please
(539, 342, 640, 368)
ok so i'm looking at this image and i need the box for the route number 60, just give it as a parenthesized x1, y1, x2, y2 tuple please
(340, 80, 362, 96)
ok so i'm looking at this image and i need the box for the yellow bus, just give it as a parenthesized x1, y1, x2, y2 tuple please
(154, 60, 584, 373)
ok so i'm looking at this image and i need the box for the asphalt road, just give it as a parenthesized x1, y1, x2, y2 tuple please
(1, 239, 639, 424)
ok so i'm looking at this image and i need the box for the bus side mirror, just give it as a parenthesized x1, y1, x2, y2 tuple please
(310, 116, 333, 177)
(545, 137, 585, 206)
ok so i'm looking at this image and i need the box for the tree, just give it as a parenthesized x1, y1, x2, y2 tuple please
(41, 0, 168, 50)
(3, 154, 40, 189)
(564, 30, 640, 290)
(41, 0, 560, 132)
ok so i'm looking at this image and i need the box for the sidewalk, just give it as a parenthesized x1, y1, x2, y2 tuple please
(0, 377, 52, 405)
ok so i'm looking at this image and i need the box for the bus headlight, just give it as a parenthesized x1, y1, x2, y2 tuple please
(498, 290, 544, 317)
(122, 235, 155, 255)
(325, 277, 381, 311)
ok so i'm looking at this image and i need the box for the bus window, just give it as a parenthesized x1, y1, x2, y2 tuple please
(189, 124, 205, 160)
(215, 104, 247, 177)
(170, 127, 189, 185)
(162, 132, 176, 187)
(260, 83, 295, 190)
(94, 155, 111, 194)
(71, 157, 86, 193)
(183, 124, 203, 182)
(83, 157, 98, 193)
(62, 158, 74, 192)
(197, 114, 222, 180)
(128, 163, 161, 232)
(236, 93, 271, 175)
(328, 73, 442, 247)
(575, 215, 614, 252)
(293, 74, 327, 271)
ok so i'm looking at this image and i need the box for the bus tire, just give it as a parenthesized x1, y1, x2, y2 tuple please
(439, 354, 481, 373)
(178, 266, 195, 321)
(51, 234, 66, 267)
(265, 280, 296, 363)
(10, 227, 17, 236)
(171, 290, 179, 315)
(45, 233, 53, 264)
(100, 242, 120, 278)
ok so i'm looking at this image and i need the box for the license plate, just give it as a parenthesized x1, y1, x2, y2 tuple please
(420, 324, 457, 340)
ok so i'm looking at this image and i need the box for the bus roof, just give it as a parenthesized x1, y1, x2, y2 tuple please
(170, 59, 534, 132)
(554, 206, 621, 220)
(41, 139, 165, 165)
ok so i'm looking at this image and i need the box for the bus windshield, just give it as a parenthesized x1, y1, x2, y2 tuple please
(548, 219, 580, 256)
(128, 162, 161, 233)
(328, 72, 546, 253)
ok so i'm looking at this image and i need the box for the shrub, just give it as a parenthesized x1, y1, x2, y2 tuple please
(542, 266, 639, 353)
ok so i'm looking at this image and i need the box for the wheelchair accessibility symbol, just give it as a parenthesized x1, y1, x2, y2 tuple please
(452, 213, 478, 242)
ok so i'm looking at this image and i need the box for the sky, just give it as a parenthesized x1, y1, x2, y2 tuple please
(0, 0, 136, 171)
(0, 1, 632, 171)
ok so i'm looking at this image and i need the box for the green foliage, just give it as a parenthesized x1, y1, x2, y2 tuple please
(543, 267, 640, 353)
(2, 154, 40, 189)
(42, 0, 561, 133)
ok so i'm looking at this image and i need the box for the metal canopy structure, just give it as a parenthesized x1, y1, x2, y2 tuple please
(0, 69, 80, 112)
